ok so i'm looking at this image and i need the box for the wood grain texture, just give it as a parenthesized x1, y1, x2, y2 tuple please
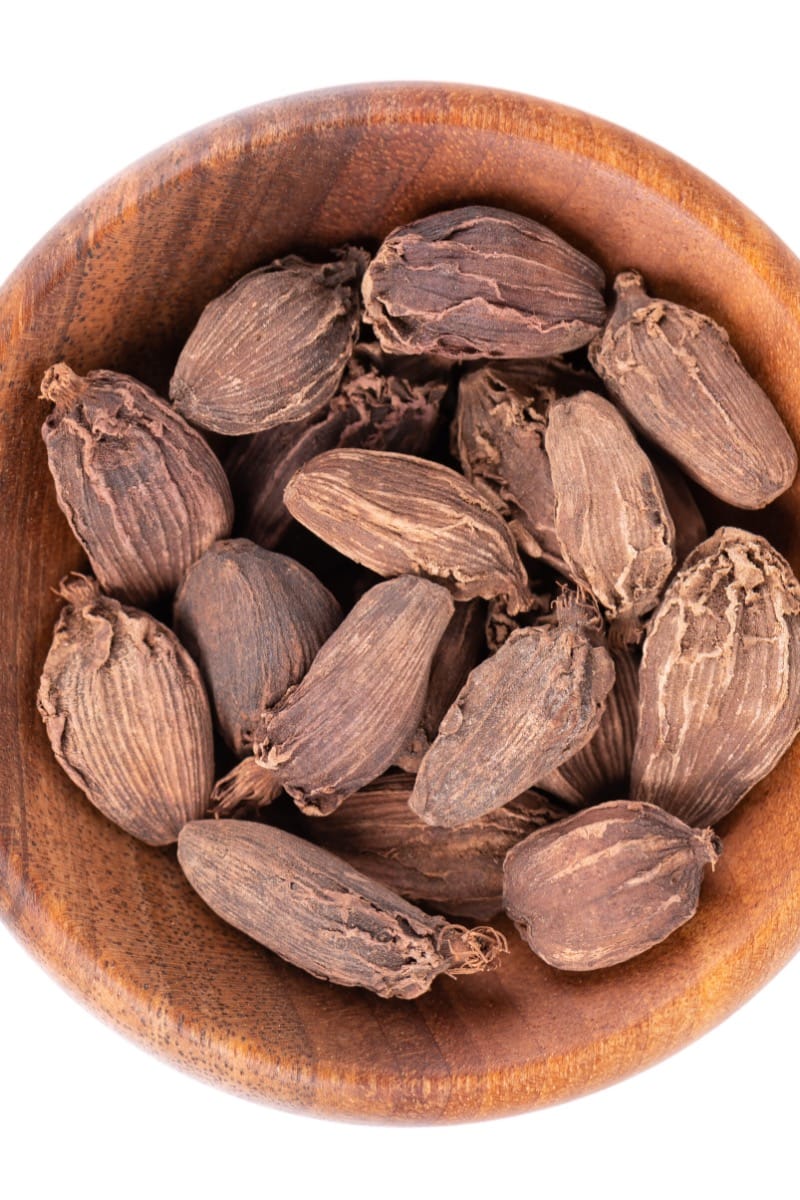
(2, 82, 800, 1123)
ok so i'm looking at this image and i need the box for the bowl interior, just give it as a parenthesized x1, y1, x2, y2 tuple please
(3, 83, 800, 1123)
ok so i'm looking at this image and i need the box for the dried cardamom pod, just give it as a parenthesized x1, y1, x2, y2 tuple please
(170, 248, 369, 435)
(284, 448, 532, 612)
(299, 773, 565, 921)
(209, 756, 283, 818)
(651, 454, 708, 568)
(37, 575, 213, 845)
(503, 800, 721, 971)
(454, 359, 597, 572)
(224, 345, 446, 550)
(589, 271, 797, 508)
(362, 205, 606, 360)
(256, 576, 454, 815)
(395, 599, 487, 771)
(174, 539, 341, 756)
(177, 820, 507, 999)
(545, 391, 675, 638)
(536, 645, 639, 808)
(410, 594, 615, 827)
(631, 527, 800, 827)
(41, 364, 234, 606)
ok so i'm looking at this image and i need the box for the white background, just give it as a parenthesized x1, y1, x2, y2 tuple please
(2, 4, 799, 1198)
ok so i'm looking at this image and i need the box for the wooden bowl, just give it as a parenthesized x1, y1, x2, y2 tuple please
(3, 83, 800, 1124)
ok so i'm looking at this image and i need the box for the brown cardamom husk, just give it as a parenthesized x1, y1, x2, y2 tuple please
(177, 820, 507, 1000)
(299, 773, 565, 920)
(41, 364, 234, 607)
(174, 539, 341, 756)
(545, 391, 675, 638)
(224, 345, 446, 550)
(170, 248, 369, 435)
(209, 756, 283, 818)
(589, 270, 797, 508)
(651, 454, 708, 568)
(362, 205, 606, 360)
(504, 800, 721, 971)
(394, 599, 487, 771)
(37, 575, 213, 845)
(256, 576, 454, 815)
(536, 645, 639, 808)
(631, 527, 800, 827)
(284, 448, 532, 612)
(454, 359, 597, 572)
(410, 594, 615, 827)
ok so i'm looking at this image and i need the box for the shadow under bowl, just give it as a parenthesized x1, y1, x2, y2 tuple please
(2, 82, 800, 1124)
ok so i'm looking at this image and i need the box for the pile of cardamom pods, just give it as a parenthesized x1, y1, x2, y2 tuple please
(36, 205, 800, 998)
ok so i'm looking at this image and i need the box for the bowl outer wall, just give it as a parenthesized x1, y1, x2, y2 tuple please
(2, 82, 800, 1124)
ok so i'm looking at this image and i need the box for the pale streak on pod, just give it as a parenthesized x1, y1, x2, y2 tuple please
(545, 391, 675, 636)
(170, 249, 369, 436)
(536, 644, 639, 808)
(37, 576, 213, 846)
(362, 205, 606, 360)
(284, 448, 532, 613)
(410, 595, 615, 828)
(298, 773, 565, 921)
(256, 576, 455, 815)
(631, 527, 800, 827)
(589, 270, 797, 508)
(41, 364, 233, 607)
(503, 800, 721, 971)
(177, 821, 507, 1000)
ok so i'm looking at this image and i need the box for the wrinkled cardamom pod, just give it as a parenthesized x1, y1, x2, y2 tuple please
(395, 599, 487, 771)
(284, 448, 532, 612)
(536, 645, 639, 808)
(41, 364, 234, 607)
(454, 359, 597, 572)
(177, 820, 507, 999)
(631, 527, 800, 827)
(209, 756, 283, 818)
(299, 773, 565, 921)
(651, 454, 708, 568)
(224, 345, 446, 549)
(362, 205, 606, 360)
(174, 539, 341, 756)
(256, 576, 454, 815)
(170, 248, 369, 435)
(37, 575, 213, 845)
(410, 594, 615, 827)
(545, 391, 675, 637)
(589, 271, 797, 508)
(503, 800, 721, 971)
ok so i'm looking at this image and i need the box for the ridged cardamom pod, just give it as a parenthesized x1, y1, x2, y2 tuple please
(174, 539, 341, 756)
(284, 448, 532, 612)
(454, 360, 594, 572)
(409, 595, 615, 827)
(37, 576, 213, 845)
(41, 364, 234, 606)
(177, 821, 507, 999)
(589, 271, 797, 508)
(545, 391, 675, 636)
(394, 599, 487, 771)
(651, 454, 708, 568)
(256, 576, 454, 814)
(209, 756, 283, 818)
(503, 800, 721, 971)
(298, 773, 565, 921)
(631, 527, 800, 827)
(536, 645, 639, 808)
(224, 345, 446, 549)
(362, 205, 606, 359)
(170, 248, 369, 435)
